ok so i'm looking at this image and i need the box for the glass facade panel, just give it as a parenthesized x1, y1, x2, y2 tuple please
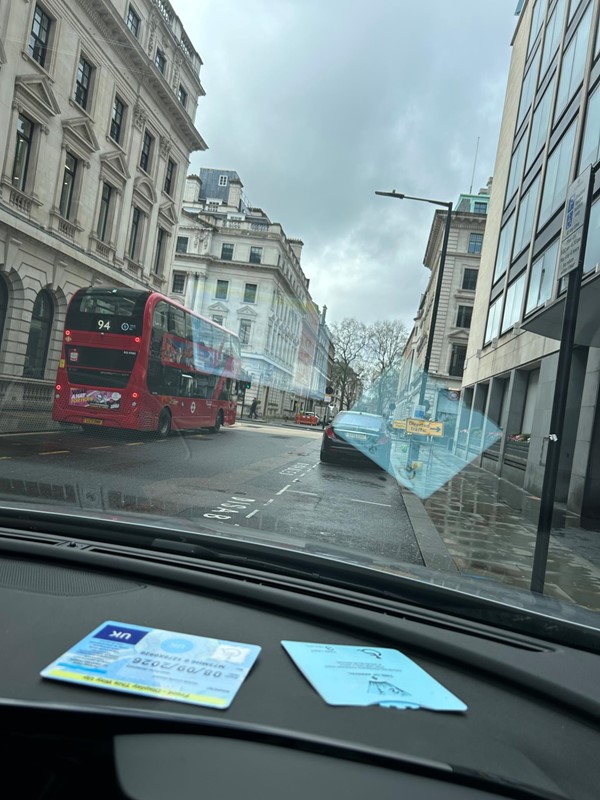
(494, 213, 515, 282)
(526, 76, 555, 169)
(518, 48, 541, 127)
(526, 238, 559, 312)
(539, 120, 576, 227)
(485, 297, 502, 343)
(513, 175, 541, 255)
(528, 0, 545, 55)
(501, 273, 526, 332)
(541, 0, 567, 77)
(506, 137, 526, 201)
(555, 4, 593, 118)
(579, 82, 600, 171)
(583, 197, 600, 273)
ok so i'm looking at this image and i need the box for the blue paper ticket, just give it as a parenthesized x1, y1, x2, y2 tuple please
(41, 621, 261, 709)
(281, 641, 467, 711)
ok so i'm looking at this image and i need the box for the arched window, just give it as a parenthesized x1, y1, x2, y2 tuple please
(0, 276, 7, 351)
(24, 290, 54, 378)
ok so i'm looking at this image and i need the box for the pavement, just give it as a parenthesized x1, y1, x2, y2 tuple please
(2, 407, 600, 612)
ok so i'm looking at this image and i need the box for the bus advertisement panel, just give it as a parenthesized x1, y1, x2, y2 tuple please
(52, 287, 242, 436)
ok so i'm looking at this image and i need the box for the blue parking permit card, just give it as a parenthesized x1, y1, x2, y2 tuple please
(41, 621, 261, 709)
(281, 641, 466, 712)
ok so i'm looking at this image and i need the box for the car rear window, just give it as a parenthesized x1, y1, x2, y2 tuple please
(334, 413, 383, 430)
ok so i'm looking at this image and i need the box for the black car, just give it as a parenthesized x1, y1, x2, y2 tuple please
(320, 411, 392, 469)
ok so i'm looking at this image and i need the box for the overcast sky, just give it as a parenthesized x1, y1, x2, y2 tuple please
(176, 0, 518, 327)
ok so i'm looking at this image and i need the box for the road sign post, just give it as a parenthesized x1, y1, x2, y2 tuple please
(531, 166, 594, 594)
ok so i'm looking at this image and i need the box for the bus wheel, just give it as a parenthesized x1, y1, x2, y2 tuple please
(157, 408, 172, 438)
(209, 410, 223, 433)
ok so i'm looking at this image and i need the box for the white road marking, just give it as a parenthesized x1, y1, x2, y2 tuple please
(246, 509, 259, 518)
(350, 499, 392, 507)
(126, 442, 144, 446)
(39, 450, 69, 455)
(263, 498, 274, 506)
(290, 490, 319, 496)
(276, 484, 291, 495)
(88, 445, 111, 450)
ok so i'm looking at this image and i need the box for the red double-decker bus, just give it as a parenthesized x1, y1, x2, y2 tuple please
(52, 287, 242, 436)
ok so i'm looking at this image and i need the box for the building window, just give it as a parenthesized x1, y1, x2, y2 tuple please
(139, 130, 153, 172)
(110, 96, 125, 144)
(212, 315, 224, 325)
(97, 182, 113, 241)
(569, 0, 584, 23)
(221, 243, 234, 261)
(176, 236, 188, 253)
(215, 280, 229, 300)
(485, 297, 502, 343)
(583, 197, 600, 274)
(526, 76, 555, 171)
(513, 175, 540, 257)
(540, 0, 567, 77)
(239, 319, 252, 346)
(527, 0, 544, 55)
(517, 47, 540, 128)
(59, 152, 78, 220)
(128, 206, 144, 260)
(249, 246, 262, 264)
(0, 277, 8, 351)
(28, 4, 51, 68)
(74, 55, 93, 110)
(462, 268, 478, 291)
(468, 233, 483, 254)
(456, 305, 473, 329)
(163, 158, 176, 196)
(24, 290, 54, 379)
(178, 85, 188, 108)
(448, 344, 467, 377)
(126, 6, 140, 37)
(501, 272, 526, 333)
(153, 228, 166, 276)
(172, 273, 186, 294)
(218, 175, 228, 187)
(494, 213, 515, 282)
(539, 121, 576, 228)
(473, 201, 487, 214)
(526, 239, 559, 313)
(506, 137, 526, 203)
(555, 3, 593, 119)
(12, 114, 34, 192)
(155, 49, 166, 74)
(579, 83, 600, 171)
(243, 283, 258, 303)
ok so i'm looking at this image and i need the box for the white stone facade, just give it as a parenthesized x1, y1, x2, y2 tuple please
(0, 0, 206, 401)
(397, 188, 490, 436)
(171, 171, 333, 417)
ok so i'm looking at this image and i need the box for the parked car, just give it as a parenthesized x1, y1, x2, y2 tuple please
(295, 411, 320, 426)
(320, 411, 391, 469)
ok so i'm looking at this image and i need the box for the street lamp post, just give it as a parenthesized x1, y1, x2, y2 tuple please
(375, 190, 453, 465)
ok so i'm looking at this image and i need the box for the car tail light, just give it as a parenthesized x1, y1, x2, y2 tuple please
(325, 425, 337, 439)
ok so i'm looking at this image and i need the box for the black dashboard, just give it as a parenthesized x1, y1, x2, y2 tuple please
(1, 523, 599, 800)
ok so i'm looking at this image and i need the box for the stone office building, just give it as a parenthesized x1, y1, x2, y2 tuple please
(0, 0, 206, 415)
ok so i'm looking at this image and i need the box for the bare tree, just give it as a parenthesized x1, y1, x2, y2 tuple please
(330, 319, 369, 410)
(364, 320, 408, 414)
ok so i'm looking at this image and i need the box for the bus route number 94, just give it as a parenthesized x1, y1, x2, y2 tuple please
(97, 319, 111, 331)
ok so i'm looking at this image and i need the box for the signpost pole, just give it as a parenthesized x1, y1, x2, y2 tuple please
(530, 167, 594, 594)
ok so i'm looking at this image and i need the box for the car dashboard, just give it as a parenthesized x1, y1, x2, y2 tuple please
(0, 521, 599, 800)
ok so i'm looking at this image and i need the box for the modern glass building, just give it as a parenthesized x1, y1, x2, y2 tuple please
(462, 0, 600, 526)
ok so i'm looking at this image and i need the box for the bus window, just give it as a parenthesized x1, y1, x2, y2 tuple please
(168, 307, 186, 338)
(180, 373, 194, 397)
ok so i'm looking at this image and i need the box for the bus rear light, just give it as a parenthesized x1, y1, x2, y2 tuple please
(132, 392, 139, 399)
(65, 330, 71, 337)
(134, 337, 141, 343)
(55, 384, 62, 391)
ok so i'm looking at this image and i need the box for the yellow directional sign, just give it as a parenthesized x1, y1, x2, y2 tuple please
(392, 419, 406, 429)
(427, 420, 445, 437)
(404, 418, 445, 437)
(406, 418, 430, 435)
